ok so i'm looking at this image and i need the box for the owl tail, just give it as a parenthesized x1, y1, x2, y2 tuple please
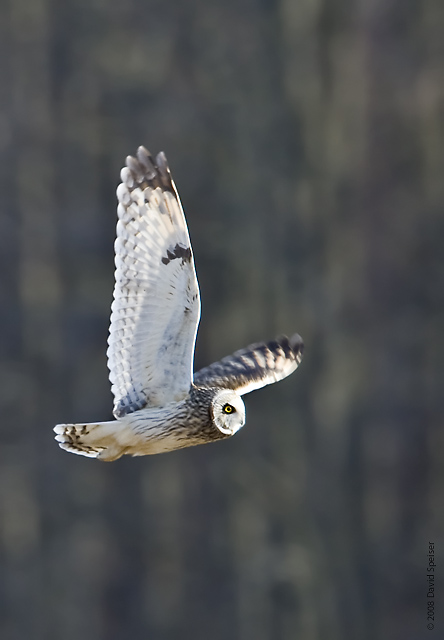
(53, 421, 127, 461)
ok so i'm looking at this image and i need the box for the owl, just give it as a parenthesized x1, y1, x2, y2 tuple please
(54, 147, 304, 461)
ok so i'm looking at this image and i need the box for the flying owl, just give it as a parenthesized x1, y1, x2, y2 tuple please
(54, 147, 304, 461)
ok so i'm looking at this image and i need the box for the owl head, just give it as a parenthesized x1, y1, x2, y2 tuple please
(210, 389, 246, 436)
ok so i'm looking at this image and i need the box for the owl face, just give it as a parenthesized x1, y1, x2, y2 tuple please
(210, 390, 246, 436)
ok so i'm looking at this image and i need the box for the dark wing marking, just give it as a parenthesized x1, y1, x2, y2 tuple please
(193, 334, 304, 395)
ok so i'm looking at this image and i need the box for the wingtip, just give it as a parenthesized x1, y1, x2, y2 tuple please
(155, 151, 170, 176)
(288, 334, 304, 366)
(137, 144, 150, 157)
(289, 333, 304, 352)
(276, 333, 304, 355)
(123, 147, 173, 191)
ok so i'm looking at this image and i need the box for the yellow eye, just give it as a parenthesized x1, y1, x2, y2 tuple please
(223, 404, 235, 414)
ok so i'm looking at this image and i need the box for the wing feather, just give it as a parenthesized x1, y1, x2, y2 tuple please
(193, 335, 304, 395)
(107, 147, 200, 417)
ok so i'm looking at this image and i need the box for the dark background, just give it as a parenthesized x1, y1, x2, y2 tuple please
(0, 1, 443, 639)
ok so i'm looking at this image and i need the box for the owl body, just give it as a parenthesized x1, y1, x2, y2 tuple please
(54, 147, 304, 461)
(56, 386, 245, 460)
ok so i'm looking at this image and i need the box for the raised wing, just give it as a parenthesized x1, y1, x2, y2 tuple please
(107, 147, 200, 417)
(193, 334, 304, 395)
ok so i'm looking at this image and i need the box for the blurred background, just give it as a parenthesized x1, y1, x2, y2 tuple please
(0, 0, 443, 639)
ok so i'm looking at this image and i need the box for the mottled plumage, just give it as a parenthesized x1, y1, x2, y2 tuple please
(54, 147, 304, 461)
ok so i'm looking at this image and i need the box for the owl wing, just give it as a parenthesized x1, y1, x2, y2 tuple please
(107, 147, 201, 418)
(193, 334, 304, 395)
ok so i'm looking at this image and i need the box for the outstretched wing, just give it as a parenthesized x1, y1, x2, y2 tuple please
(107, 147, 200, 417)
(193, 334, 304, 395)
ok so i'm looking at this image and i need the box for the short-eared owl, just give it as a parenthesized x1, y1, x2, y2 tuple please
(54, 147, 304, 461)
